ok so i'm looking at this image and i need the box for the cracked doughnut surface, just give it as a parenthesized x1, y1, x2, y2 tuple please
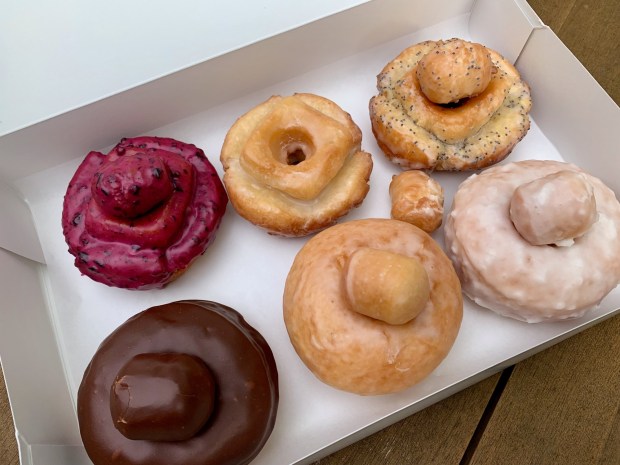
(369, 39, 532, 171)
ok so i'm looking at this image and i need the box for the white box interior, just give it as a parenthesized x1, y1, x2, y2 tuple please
(1, 1, 618, 464)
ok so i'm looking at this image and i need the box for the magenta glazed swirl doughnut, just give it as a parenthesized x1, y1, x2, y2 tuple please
(62, 136, 228, 290)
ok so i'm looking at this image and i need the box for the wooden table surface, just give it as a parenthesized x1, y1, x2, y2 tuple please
(1, 1, 618, 464)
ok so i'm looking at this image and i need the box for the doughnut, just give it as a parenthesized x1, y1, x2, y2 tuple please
(78, 300, 279, 465)
(62, 136, 228, 290)
(369, 38, 532, 170)
(389, 170, 444, 233)
(220, 93, 373, 236)
(283, 219, 463, 395)
(444, 160, 620, 322)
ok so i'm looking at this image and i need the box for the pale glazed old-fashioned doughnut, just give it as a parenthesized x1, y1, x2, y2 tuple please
(369, 38, 532, 170)
(389, 170, 444, 233)
(283, 219, 463, 395)
(220, 93, 373, 236)
(62, 136, 228, 290)
(445, 160, 620, 323)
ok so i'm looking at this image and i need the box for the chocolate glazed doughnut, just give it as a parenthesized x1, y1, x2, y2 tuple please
(77, 301, 279, 465)
(62, 136, 228, 290)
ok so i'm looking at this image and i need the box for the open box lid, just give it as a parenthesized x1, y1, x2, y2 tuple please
(0, 1, 618, 465)
(2, 0, 618, 262)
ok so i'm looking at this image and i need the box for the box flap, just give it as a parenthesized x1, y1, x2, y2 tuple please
(516, 27, 620, 194)
(0, 0, 371, 139)
(0, 182, 45, 263)
(469, 0, 544, 63)
(0, 250, 80, 447)
(0, 0, 475, 182)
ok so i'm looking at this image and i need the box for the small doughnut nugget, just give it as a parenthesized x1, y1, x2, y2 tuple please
(390, 170, 444, 233)
(220, 93, 373, 236)
(369, 38, 532, 170)
(284, 219, 463, 395)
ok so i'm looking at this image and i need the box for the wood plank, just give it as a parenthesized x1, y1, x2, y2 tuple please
(313, 374, 501, 465)
(526, 0, 579, 32)
(465, 3, 620, 461)
(528, 0, 620, 103)
(0, 368, 19, 465)
(469, 314, 620, 465)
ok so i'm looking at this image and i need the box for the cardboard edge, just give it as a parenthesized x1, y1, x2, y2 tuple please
(17, 432, 31, 465)
(516, 27, 620, 193)
(0, 181, 45, 263)
(296, 308, 620, 464)
(0, 249, 81, 448)
(469, 0, 544, 63)
(0, 0, 475, 181)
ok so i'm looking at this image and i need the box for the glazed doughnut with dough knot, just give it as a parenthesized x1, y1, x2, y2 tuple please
(283, 219, 463, 395)
(369, 38, 532, 170)
(220, 93, 373, 236)
(445, 160, 620, 323)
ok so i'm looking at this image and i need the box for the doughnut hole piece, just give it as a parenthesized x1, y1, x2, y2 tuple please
(345, 247, 430, 325)
(93, 154, 174, 219)
(510, 170, 598, 246)
(110, 353, 216, 442)
(390, 170, 444, 233)
(416, 39, 493, 104)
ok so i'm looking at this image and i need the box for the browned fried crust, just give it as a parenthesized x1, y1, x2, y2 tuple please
(369, 39, 532, 171)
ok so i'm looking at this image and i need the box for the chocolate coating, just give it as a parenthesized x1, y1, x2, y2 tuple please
(78, 301, 279, 465)
(110, 353, 216, 442)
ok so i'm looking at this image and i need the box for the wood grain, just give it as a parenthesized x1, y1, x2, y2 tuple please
(314, 374, 501, 465)
(528, 0, 620, 104)
(469, 314, 620, 465)
(0, 368, 19, 465)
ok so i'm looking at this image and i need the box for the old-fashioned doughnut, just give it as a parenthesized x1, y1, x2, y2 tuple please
(369, 38, 532, 170)
(389, 170, 444, 233)
(445, 160, 620, 322)
(283, 219, 463, 395)
(220, 93, 373, 236)
(78, 300, 279, 465)
(62, 136, 228, 290)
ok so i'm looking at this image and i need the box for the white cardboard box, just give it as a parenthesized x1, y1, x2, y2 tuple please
(1, 1, 619, 464)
